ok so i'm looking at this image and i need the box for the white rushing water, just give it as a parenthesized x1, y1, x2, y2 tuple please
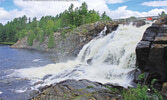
(10, 23, 151, 90)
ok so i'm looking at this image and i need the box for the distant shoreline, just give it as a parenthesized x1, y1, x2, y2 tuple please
(0, 42, 15, 45)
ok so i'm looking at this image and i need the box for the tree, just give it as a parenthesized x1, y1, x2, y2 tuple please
(48, 33, 55, 48)
(79, 2, 88, 24)
(79, 2, 88, 15)
(39, 32, 44, 44)
(53, 19, 61, 32)
(16, 29, 27, 39)
(30, 17, 38, 29)
(101, 11, 111, 20)
(159, 11, 166, 17)
(86, 10, 100, 23)
(45, 20, 54, 35)
(27, 30, 35, 46)
(0, 2, 101, 45)
(0, 23, 4, 42)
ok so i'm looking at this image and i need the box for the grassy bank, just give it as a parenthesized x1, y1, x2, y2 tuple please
(0, 42, 15, 45)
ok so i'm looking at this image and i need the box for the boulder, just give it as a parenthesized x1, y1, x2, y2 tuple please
(31, 79, 123, 100)
(136, 16, 167, 83)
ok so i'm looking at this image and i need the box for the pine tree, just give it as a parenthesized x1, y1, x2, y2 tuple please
(159, 11, 166, 17)
(101, 11, 111, 20)
(48, 33, 55, 48)
(27, 30, 35, 46)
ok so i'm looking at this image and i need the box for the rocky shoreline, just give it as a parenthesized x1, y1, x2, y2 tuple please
(11, 21, 118, 62)
(30, 79, 123, 100)
(10, 18, 167, 100)
(30, 18, 167, 100)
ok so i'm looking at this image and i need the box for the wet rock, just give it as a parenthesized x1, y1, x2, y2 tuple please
(136, 16, 167, 83)
(141, 25, 159, 41)
(33, 81, 44, 86)
(39, 84, 53, 92)
(133, 20, 146, 27)
(87, 58, 92, 64)
(136, 41, 151, 70)
(31, 79, 123, 100)
(42, 74, 52, 80)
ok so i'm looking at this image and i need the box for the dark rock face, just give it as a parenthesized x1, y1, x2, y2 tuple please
(31, 79, 123, 100)
(136, 16, 167, 83)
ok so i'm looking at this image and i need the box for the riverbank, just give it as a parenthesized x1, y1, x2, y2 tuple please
(30, 18, 167, 100)
(0, 42, 15, 45)
(11, 21, 119, 61)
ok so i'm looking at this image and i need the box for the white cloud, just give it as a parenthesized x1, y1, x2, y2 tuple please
(109, 6, 166, 19)
(106, 0, 125, 4)
(142, 0, 167, 7)
(0, 0, 166, 24)
(0, 0, 110, 24)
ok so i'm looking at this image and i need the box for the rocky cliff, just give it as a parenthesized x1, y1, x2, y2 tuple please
(136, 16, 167, 83)
(11, 21, 118, 61)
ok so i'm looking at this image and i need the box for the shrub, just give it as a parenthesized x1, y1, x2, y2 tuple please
(123, 84, 149, 100)
(122, 79, 163, 100)
(138, 73, 145, 80)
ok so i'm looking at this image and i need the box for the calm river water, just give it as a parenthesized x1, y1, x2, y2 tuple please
(0, 45, 55, 100)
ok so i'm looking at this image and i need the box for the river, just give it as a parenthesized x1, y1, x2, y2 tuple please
(0, 45, 55, 100)
(0, 23, 151, 100)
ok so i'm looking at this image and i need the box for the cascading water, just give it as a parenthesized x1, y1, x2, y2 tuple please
(9, 23, 151, 91)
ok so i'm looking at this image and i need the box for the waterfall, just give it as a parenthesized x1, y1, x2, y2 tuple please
(10, 23, 151, 89)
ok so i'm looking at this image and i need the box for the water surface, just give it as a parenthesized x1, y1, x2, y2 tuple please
(0, 45, 54, 100)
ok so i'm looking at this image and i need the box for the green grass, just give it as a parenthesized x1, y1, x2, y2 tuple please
(0, 42, 15, 45)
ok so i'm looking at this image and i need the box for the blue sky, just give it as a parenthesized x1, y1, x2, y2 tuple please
(0, 0, 18, 11)
(0, 0, 167, 24)
(107, 0, 161, 12)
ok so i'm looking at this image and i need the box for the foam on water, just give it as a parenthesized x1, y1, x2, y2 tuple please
(15, 88, 27, 93)
(32, 59, 42, 62)
(10, 23, 151, 89)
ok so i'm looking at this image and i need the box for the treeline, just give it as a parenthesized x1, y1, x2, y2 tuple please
(0, 2, 111, 48)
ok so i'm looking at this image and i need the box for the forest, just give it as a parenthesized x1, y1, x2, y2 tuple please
(0, 2, 111, 47)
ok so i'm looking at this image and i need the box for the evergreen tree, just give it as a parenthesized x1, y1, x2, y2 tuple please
(159, 11, 166, 17)
(79, 2, 88, 24)
(48, 33, 55, 48)
(40, 32, 44, 44)
(0, 23, 4, 42)
(101, 11, 111, 20)
(45, 20, 54, 35)
(27, 30, 35, 46)
(0, 2, 102, 45)
(16, 29, 27, 39)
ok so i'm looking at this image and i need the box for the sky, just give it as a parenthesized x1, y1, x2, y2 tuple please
(0, 0, 167, 24)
